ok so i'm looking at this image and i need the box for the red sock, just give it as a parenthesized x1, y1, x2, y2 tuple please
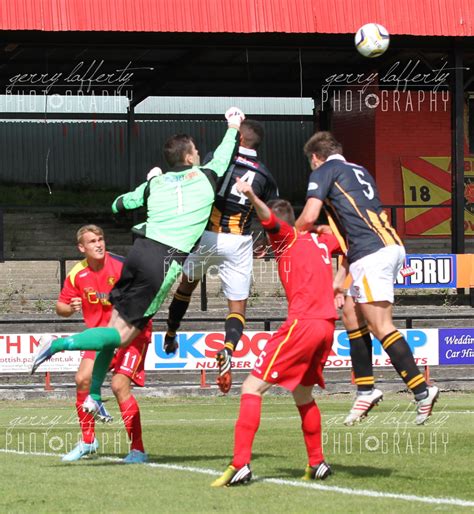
(297, 400, 324, 466)
(119, 395, 145, 453)
(232, 393, 262, 468)
(76, 390, 95, 444)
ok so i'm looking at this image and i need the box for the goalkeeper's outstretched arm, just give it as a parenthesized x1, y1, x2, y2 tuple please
(235, 177, 270, 222)
(112, 182, 147, 214)
(202, 107, 244, 179)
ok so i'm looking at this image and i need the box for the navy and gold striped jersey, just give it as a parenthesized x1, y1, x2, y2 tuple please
(206, 147, 279, 235)
(306, 154, 402, 263)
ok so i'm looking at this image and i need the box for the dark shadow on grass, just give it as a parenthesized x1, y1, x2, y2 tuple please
(147, 454, 235, 464)
(74, 462, 127, 467)
(247, 452, 274, 461)
(56, 451, 275, 468)
(142, 452, 273, 464)
(70, 453, 233, 467)
(330, 463, 393, 478)
(275, 463, 393, 480)
(271, 467, 305, 480)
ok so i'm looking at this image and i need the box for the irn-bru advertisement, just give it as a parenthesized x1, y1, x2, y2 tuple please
(394, 254, 474, 289)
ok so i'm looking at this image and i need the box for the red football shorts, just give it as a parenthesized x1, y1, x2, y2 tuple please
(110, 332, 150, 387)
(251, 318, 335, 391)
(81, 350, 96, 361)
(79, 333, 150, 387)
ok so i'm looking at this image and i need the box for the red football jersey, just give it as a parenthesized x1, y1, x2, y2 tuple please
(260, 210, 340, 321)
(59, 252, 125, 328)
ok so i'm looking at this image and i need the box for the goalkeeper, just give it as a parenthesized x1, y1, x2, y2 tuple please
(165, 119, 279, 394)
(31, 108, 245, 409)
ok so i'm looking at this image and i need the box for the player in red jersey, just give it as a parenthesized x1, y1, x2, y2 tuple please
(212, 180, 341, 487)
(57, 225, 151, 464)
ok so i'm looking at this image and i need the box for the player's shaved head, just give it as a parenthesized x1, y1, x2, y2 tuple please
(268, 199, 295, 226)
(76, 224, 104, 244)
(304, 131, 343, 160)
(164, 134, 197, 167)
(240, 120, 264, 150)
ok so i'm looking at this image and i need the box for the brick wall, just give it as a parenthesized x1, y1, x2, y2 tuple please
(375, 90, 452, 207)
(330, 89, 455, 238)
(331, 89, 376, 175)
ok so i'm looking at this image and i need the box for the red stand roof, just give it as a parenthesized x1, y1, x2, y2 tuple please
(0, 0, 472, 36)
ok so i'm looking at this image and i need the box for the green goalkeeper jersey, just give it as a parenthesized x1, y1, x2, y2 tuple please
(112, 127, 239, 253)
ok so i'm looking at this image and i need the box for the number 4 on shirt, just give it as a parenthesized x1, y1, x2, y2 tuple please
(230, 170, 256, 205)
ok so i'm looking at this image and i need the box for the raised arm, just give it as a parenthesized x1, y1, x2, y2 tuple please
(235, 177, 271, 221)
(112, 182, 148, 214)
(204, 108, 244, 178)
(236, 178, 296, 257)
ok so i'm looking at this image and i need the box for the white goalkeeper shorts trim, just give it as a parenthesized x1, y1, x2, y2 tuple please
(182, 230, 253, 301)
(347, 244, 405, 304)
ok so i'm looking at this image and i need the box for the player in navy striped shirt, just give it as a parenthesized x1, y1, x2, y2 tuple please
(296, 131, 439, 426)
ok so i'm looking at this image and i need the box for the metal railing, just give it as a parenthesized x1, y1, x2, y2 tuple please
(0, 313, 473, 330)
(1, 204, 472, 309)
(383, 204, 452, 236)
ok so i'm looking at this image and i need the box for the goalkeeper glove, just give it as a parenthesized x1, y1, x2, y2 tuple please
(147, 166, 162, 181)
(163, 333, 179, 355)
(225, 107, 245, 129)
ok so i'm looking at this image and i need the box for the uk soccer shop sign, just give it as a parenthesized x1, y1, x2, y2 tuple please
(329, 329, 439, 368)
(0, 330, 440, 373)
(145, 329, 439, 371)
(400, 156, 474, 235)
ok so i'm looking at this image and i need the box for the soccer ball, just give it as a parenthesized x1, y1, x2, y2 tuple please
(355, 23, 390, 58)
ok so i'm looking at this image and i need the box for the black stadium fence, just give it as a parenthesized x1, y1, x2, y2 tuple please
(0, 203, 472, 307)
(0, 313, 473, 330)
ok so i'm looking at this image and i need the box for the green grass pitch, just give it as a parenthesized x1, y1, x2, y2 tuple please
(0, 392, 473, 513)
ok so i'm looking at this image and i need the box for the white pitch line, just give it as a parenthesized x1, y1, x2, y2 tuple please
(264, 478, 474, 508)
(2, 449, 474, 508)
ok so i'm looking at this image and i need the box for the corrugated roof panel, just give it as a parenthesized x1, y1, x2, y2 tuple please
(0, 0, 472, 35)
(0, 118, 313, 201)
(0, 95, 314, 115)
